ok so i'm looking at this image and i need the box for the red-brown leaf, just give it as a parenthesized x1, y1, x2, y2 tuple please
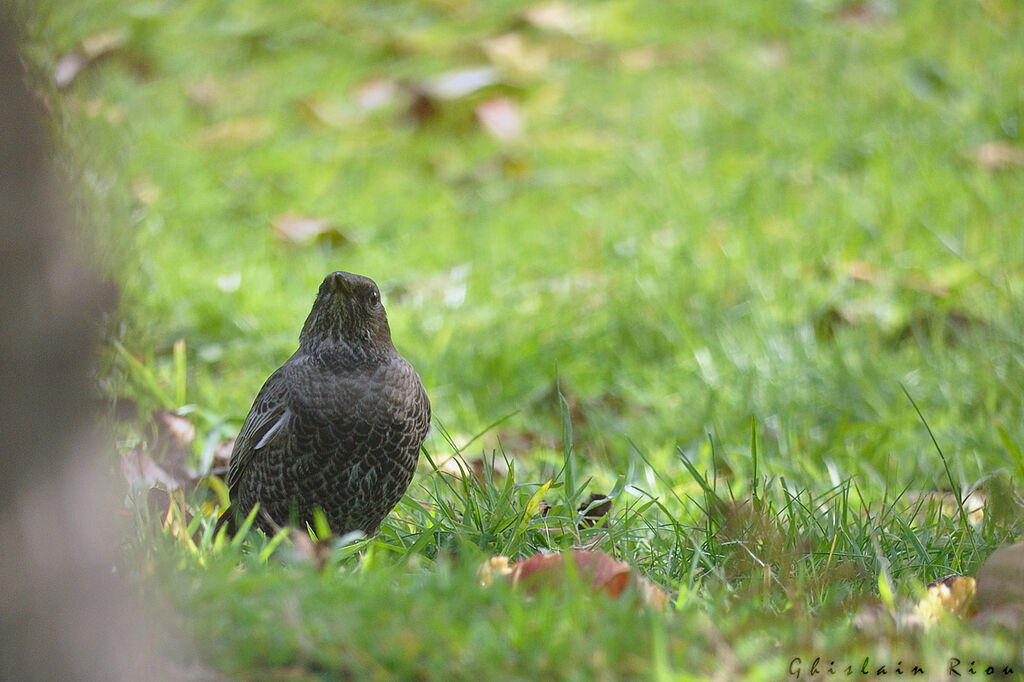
(513, 550, 632, 598)
(973, 141, 1024, 172)
(475, 97, 524, 142)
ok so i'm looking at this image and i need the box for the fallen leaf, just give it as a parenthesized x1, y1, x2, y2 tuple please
(577, 492, 612, 527)
(420, 67, 501, 100)
(353, 77, 398, 111)
(493, 427, 560, 454)
(836, 2, 883, 25)
(437, 454, 509, 482)
(475, 97, 524, 142)
(120, 446, 181, 490)
(287, 528, 366, 572)
(499, 550, 668, 607)
(973, 141, 1024, 172)
(54, 53, 88, 89)
(481, 33, 548, 79)
(53, 28, 129, 88)
(900, 272, 950, 297)
(272, 214, 329, 244)
(842, 259, 880, 283)
(914, 574, 977, 626)
(634, 575, 670, 609)
(298, 97, 356, 129)
(81, 28, 129, 59)
(193, 116, 273, 147)
(148, 409, 195, 480)
(522, 2, 589, 36)
(289, 529, 333, 573)
(121, 410, 197, 491)
(404, 90, 439, 125)
(403, 68, 505, 126)
(477, 555, 515, 587)
(514, 550, 632, 598)
(209, 437, 235, 477)
(144, 485, 173, 520)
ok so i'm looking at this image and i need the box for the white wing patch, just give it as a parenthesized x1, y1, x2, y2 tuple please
(255, 409, 290, 450)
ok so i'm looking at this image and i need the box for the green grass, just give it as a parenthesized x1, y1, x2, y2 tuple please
(16, 0, 1024, 677)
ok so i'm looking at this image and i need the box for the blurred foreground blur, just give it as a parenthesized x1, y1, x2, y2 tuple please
(0, 9, 159, 679)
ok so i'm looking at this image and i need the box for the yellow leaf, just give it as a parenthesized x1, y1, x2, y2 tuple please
(516, 479, 552, 537)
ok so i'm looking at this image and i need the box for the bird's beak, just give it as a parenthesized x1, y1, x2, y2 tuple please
(329, 271, 351, 295)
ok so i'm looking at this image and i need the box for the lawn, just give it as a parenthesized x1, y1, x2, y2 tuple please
(15, 0, 1024, 678)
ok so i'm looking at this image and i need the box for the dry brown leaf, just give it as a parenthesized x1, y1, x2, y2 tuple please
(54, 53, 88, 89)
(634, 574, 670, 609)
(121, 410, 197, 491)
(193, 116, 273, 147)
(148, 409, 195, 478)
(271, 214, 330, 244)
(54, 28, 128, 88)
(914, 574, 977, 625)
(403, 67, 503, 125)
(209, 437, 235, 477)
(353, 78, 398, 111)
(475, 97, 524, 142)
(522, 2, 589, 36)
(436, 454, 508, 483)
(842, 259, 879, 283)
(271, 214, 351, 247)
(837, 2, 883, 25)
(577, 492, 612, 527)
(120, 447, 181, 490)
(80, 28, 129, 59)
(514, 550, 631, 598)
(900, 272, 950, 297)
(492, 427, 560, 454)
(973, 141, 1024, 172)
(481, 33, 548, 79)
(501, 550, 669, 607)
(212, 437, 234, 464)
(420, 67, 500, 100)
(404, 91, 438, 125)
(477, 555, 515, 587)
(298, 97, 355, 129)
(289, 529, 333, 573)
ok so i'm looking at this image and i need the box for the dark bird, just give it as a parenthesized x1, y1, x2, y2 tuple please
(219, 271, 430, 537)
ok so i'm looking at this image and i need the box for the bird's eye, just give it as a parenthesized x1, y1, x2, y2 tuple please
(368, 288, 380, 306)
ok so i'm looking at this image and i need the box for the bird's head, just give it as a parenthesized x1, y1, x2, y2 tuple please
(299, 271, 393, 356)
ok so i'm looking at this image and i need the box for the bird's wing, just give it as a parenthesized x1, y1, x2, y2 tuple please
(226, 364, 294, 492)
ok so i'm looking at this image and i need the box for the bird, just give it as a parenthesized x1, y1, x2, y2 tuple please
(218, 271, 431, 537)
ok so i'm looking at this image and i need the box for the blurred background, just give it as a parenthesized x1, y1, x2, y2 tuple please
(15, 0, 1024, 530)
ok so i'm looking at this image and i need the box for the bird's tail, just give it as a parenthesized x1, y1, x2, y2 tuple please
(213, 507, 236, 538)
